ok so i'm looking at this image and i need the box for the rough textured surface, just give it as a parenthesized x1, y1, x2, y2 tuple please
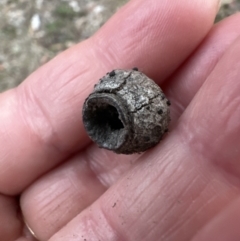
(83, 69, 171, 154)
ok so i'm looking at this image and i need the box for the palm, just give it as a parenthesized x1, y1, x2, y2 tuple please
(1, 0, 240, 240)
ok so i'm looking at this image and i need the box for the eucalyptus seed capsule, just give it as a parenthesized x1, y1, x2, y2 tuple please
(82, 69, 171, 154)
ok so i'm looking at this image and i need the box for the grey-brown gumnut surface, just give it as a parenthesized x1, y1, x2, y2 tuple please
(82, 69, 171, 154)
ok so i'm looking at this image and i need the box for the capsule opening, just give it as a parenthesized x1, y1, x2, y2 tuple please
(83, 93, 130, 152)
(92, 104, 124, 131)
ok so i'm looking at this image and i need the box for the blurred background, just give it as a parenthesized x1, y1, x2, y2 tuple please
(0, 0, 239, 93)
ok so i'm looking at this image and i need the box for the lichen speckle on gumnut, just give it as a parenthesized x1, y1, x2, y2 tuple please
(82, 68, 171, 154)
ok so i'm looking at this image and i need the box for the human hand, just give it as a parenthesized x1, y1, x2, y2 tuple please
(1, 0, 240, 240)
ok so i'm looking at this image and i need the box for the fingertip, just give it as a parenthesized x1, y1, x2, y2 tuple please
(92, 0, 220, 80)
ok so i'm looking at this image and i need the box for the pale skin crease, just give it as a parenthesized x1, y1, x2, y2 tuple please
(2, 0, 240, 240)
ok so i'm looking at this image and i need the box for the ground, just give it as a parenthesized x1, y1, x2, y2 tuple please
(0, 0, 239, 92)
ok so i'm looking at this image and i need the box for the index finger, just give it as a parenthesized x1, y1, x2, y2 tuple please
(0, 0, 220, 195)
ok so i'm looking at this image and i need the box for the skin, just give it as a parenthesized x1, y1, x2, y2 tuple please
(1, 0, 240, 240)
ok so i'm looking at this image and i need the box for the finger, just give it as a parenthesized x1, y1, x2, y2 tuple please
(49, 37, 240, 241)
(164, 13, 240, 125)
(22, 11, 240, 241)
(179, 37, 240, 177)
(0, 195, 22, 241)
(21, 146, 137, 240)
(20, 153, 107, 241)
(192, 197, 240, 241)
(0, 0, 219, 195)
